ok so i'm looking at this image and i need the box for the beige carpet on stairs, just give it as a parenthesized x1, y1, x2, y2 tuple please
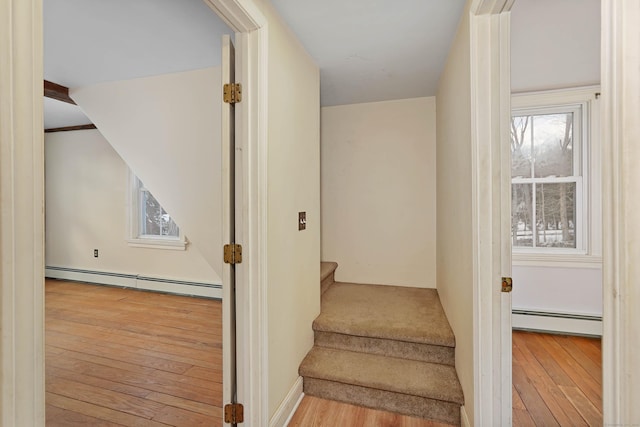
(314, 282, 455, 347)
(302, 278, 464, 425)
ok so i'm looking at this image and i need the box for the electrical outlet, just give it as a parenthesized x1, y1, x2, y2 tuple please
(298, 212, 306, 231)
(94, 249, 99, 258)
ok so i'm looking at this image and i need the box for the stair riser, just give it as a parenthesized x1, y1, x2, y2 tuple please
(315, 331, 455, 366)
(304, 377, 461, 426)
(321, 273, 334, 295)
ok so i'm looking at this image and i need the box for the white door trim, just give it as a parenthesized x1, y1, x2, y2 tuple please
(202, 1, 270, 424)
(1, 0, 269, 424)
(601, 1, 640, 424)
(469, 1, 513, 425)
(0, 0, 45, 424)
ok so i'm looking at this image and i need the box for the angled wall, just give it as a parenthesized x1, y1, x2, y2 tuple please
(71, 67, 223, 280)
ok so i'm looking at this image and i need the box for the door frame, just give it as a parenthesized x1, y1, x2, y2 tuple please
(601, 1, 640, 424)
(469, 1, 513, 425)
(0, 0, 269, 424)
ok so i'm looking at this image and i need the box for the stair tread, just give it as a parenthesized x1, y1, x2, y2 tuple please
(300, 347, 464, 405)
(314, 282, 455, 347)
(320, 262, 338, 282)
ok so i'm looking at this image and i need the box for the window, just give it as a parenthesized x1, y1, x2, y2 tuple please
(511, 87, 600, 263)
(128, 173, 186, 250)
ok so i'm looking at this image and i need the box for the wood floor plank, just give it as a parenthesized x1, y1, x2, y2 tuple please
(145, 392, 220, 417)
(47, 377, 166, 419)
(559, 385, 602, 426)
(46, 393, 170, 427)
(45, 279, 221, 426)
(512, 361, 560, 427)
(513, 334, 588, 426)
(46, 404, 126, 427)
(46, 330, 194, 374)
(47, 365, 152, 399)
(571, 336, 602, 366)
(512, 331, 602, 427)
(151, 405, 221, 427)
(513, 332, 573, 387)
(288, 396, 455, 426)
(532, 333, 602, 407)
(553, 335, 602, 383)
(47, 328, 218, 370)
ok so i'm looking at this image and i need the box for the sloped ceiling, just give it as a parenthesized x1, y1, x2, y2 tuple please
(43, 0, 232, 129)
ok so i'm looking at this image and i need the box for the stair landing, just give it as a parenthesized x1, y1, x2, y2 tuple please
(314, 282, 455, 348)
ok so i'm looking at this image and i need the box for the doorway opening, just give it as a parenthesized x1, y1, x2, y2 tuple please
(509, 0, 603, 424)
(43, 0, 235, 424)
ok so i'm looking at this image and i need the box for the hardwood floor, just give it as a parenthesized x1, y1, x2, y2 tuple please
(288, 396, 453, 427)
(45, 279, 222, 426)
(512, 330, 602, 426)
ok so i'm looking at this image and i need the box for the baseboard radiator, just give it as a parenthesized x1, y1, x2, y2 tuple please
(45, 266, 222, 299)
(512, 309, 602, 337)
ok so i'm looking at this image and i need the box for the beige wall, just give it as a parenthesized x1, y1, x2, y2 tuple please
(321, 97, 436, 288)
(255, 0, 321, 419)
(435, 7, 475, 425)
(45, 129, 218, 283)
(71, 67, 223, 279)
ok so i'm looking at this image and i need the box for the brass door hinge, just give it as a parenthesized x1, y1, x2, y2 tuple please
(224, 244, 242, 264)
(224, 83, 242, 104)
(501, 277, 513, 293)
(224, 403, 244, 424)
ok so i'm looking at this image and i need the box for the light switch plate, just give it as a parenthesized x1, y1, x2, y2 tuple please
(298, 212, 306, 230)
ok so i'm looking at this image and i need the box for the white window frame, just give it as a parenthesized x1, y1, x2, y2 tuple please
(127, 171, 187, 250)
(511, 87, 601, 267)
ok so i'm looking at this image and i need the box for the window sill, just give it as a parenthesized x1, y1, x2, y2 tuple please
(127, 238, 187, 251)
(512, 252, 602, 269)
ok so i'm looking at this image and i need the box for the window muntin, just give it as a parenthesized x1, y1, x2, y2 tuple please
(138, 181, 179, 239)
(128, 173, 185, 250)
(511, 104, 584, 252)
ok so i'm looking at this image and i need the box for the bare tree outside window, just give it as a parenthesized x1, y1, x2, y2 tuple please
(137, 180, 180, 239)
(511, 109, 580, 249)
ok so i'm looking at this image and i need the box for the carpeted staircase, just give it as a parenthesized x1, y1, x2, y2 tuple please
(299, 262, 464, 426)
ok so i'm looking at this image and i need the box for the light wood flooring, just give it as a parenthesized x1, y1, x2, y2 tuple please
(45, 279, 222, 426)
(289, 396, 453, 426)
(512, 330, 602, 426)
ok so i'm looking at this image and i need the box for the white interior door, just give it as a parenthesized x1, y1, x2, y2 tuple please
(221, 33, 238, 422)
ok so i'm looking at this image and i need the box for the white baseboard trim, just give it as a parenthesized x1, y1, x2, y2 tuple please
(512, 309, 602, 337)
(45, 266, 222, 299)
(460, 405, 471, 427)
(269, 376, 303, 427)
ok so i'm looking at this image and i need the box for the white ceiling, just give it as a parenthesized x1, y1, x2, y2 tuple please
(44, 0, 599, 128)
(44, 0, 232, 87)
(270, 0, 467, 106)
(44, 0, 467, 127)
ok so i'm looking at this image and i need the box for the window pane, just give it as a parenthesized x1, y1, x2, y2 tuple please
(140, 190, 179, 238)
(512, 183, 533, 247)
(535, 183, 576, 248)
(511, 115, 532, 178)
(533, 113, 573, 178)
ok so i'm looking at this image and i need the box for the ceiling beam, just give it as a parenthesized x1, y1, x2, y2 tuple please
(44, 124, 96, 133)
(44, 80, 76, 105)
